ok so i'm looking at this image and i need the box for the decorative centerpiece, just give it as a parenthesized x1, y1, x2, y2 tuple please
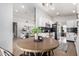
(32, 27, 43, 42)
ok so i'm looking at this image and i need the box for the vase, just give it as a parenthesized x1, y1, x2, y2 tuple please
(34, 33, 38, 40)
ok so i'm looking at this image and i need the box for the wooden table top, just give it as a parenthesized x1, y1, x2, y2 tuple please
(15, 37, 59, 52)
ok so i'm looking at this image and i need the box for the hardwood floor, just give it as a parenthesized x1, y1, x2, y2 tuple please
(53, 41, 77, 56)
(13, 39, 24, 56)
(13, 39, 77, 56)
(66, 41, 77, 56)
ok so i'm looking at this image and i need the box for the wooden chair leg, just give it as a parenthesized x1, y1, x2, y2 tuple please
(47, 51, 49, 56)
(41, 51, 47, 56)
(41, 52, 43, 56)
(24, 51, 26, 55)
(50, 50, 52, 56)
(20, 51, 26, 56)
(30, 52, 35, 56)
(34, 52, 37, 56)
(51, 50, 54, 56)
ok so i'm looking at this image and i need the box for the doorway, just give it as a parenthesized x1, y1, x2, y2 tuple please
(13, 22, 17, 38)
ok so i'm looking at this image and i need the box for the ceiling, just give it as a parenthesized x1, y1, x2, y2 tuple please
(13, 3, 77, 22)
(36, 3, 77, 17)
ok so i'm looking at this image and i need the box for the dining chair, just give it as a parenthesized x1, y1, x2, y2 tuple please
(0, 47, 14, 56)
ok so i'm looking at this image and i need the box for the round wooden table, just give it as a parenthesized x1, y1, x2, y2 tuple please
(15, 37, 59, 56)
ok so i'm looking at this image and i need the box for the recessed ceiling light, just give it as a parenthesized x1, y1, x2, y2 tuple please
(50, 3, 55, 10)
(21, 5, 25, 8)
(51, 7, 55, 10)
(15, 10, 18, 12)
(73, 10, 76, 13)
(56, 12, 60, 15)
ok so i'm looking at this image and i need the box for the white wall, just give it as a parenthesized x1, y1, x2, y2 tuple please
(14, 8, 53, 37)
(53, 15, 76, 26)
(36, 9, 77, 27)
(13, 14, 34, 38)
(0, 4, 13, 52)
(13, 4, 35, 38)
(17, 22, 34, 37)
(75, 4, 79, 56)
(36, 8, 53, 27)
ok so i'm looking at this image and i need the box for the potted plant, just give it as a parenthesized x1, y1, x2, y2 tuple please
(32, 27, 42, 40)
